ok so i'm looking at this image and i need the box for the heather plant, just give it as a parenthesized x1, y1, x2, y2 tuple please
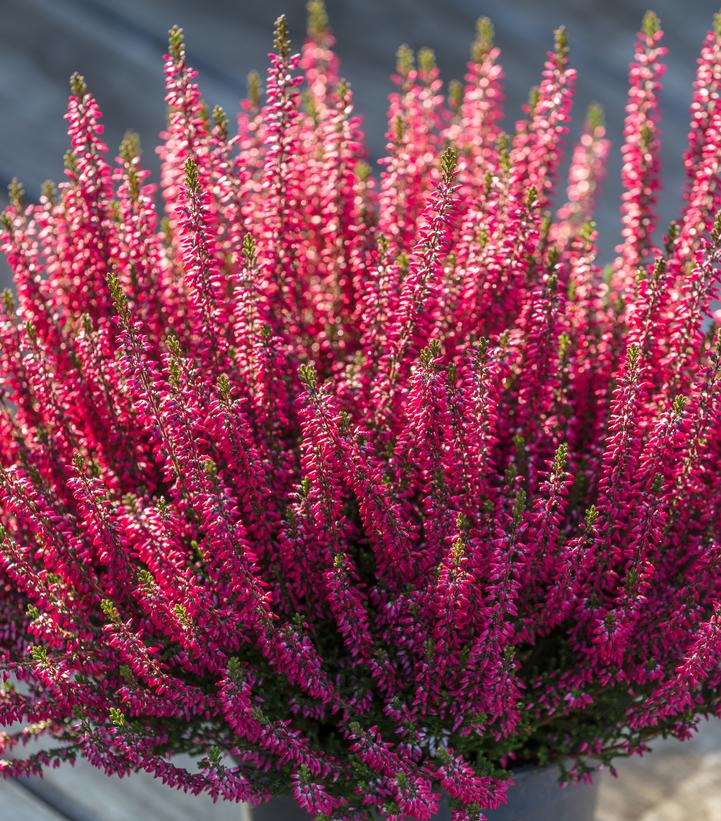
(2, 5, 721, 819)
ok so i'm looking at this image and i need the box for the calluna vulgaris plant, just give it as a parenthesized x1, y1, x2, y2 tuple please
(2, 4, 721, 818)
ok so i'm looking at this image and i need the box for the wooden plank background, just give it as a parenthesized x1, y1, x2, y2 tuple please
(2, 0, 721, 817)
(2, 0, 721, 242)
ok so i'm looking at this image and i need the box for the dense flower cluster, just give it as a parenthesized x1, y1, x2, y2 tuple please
(2, 5, 721, 819)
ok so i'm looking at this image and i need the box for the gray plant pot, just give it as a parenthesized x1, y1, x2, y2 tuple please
(246, 767, 598, 820)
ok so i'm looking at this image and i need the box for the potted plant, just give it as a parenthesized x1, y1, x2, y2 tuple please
(0, 3, 720, 818)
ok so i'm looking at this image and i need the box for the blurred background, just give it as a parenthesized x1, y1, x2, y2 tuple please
(2, 0, 721, 247)
(2, 0, 721, 818)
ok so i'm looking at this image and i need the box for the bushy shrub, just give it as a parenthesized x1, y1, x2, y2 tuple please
(1, 5, 721, 819)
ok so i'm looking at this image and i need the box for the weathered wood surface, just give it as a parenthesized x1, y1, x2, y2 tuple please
(10, 755, 252, 820)
(0, 779, 69, 821)
(2, 0, 721, 243)
(3, 0, 721, 817)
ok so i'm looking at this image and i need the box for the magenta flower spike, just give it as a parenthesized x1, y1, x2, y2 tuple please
(3, 6, 721, 818)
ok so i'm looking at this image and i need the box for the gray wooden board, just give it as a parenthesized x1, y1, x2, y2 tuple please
(12, 755, 252, 820)
(3, 0, 721, 252)
(0, 779, 66, 821)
